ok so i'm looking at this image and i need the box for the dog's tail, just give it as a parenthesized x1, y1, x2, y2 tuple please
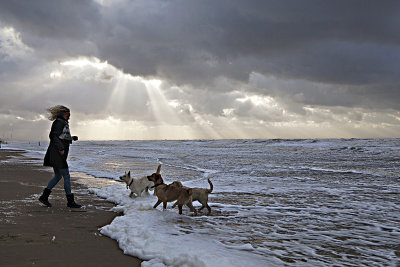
(207, 179, 213, 193)
(156, 164, 162, 174)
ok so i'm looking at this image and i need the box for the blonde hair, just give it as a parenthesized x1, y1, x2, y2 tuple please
(47, 105, 70, 121)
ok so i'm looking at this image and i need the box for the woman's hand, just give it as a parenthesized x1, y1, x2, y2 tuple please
(60, 150, 65, 155)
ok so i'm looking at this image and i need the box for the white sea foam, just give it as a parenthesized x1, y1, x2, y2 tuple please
(89, 184, 268, 267)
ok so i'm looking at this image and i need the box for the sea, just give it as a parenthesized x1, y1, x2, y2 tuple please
(2, 138, 400, 266)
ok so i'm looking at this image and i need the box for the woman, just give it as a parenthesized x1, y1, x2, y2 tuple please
(38, 105, 81, 208)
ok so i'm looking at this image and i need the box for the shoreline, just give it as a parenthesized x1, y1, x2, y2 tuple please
(0, 149, 142, 266)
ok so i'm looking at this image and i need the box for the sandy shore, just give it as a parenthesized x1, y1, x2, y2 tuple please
(0, 149, 141, 266)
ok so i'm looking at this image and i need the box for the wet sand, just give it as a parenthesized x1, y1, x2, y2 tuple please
(0, 149, 141, 266)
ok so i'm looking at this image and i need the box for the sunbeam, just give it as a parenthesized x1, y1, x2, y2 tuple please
(106, 73, 129, 114)
(143, 79, 185, 138)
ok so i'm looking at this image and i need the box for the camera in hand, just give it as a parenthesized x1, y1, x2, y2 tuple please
(72, 136, 78, 141)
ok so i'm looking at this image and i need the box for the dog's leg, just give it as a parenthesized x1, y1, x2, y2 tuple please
(186, 202, 198, 215)
(153, 199, 162, 209)
(178, 205, 183, 214)
(129, 192, 133, 198)
(198, 197, 210, 213)
(171, 201, 178, 208)
(206, 204, 211, 214)
(133, 189, 140, 197)
(197, 199, 206, 211)
(163, 201, 167, 210)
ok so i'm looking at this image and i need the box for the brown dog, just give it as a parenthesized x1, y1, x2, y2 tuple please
(171, 179, 213, 214)
(147, 166, 197, 215)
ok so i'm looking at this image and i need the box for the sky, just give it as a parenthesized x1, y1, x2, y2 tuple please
(0, 0, 399, 141)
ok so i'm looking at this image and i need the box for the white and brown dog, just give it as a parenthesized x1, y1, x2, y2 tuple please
(119, 167, 157, 198)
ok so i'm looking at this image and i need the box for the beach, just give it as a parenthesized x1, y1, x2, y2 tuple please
(0, 149, 141, 266)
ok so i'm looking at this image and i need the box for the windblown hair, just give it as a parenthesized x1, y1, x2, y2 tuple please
(47, 105, 70, 121)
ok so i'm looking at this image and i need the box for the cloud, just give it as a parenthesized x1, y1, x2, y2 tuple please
(0, 0, 399, 140)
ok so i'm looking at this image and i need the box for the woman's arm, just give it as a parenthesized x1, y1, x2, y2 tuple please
(49, 119, 65, 152)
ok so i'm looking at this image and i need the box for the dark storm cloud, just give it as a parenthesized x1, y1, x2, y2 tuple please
(0, 0, 100, 59)
(1, 0, 400, 114)
(0, 0, 100, 40)
(91, 0, 400, 87)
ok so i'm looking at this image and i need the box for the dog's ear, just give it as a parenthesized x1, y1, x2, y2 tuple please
(154, 174, 163, 184)
(187, 188, 193, 195)
(156, 164, 162, 174)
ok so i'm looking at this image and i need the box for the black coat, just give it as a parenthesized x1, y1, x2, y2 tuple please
(43, 117, 72, 169)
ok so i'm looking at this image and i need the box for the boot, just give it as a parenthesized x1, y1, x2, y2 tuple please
(39, 188, 52, 207)
(66, 193, 82, 208)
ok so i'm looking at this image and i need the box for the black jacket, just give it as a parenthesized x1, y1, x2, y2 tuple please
(43, 117, 72, 169)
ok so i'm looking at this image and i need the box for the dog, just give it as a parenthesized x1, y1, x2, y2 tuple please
(119, 168, 156, 198)
(147, 165, 197, 215)
(171, 179, 213, 214)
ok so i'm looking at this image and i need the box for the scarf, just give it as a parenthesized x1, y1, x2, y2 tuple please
(57, 118, 72, 141)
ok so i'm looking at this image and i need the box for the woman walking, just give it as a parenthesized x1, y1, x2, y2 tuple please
(38, 105, 81, 208)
